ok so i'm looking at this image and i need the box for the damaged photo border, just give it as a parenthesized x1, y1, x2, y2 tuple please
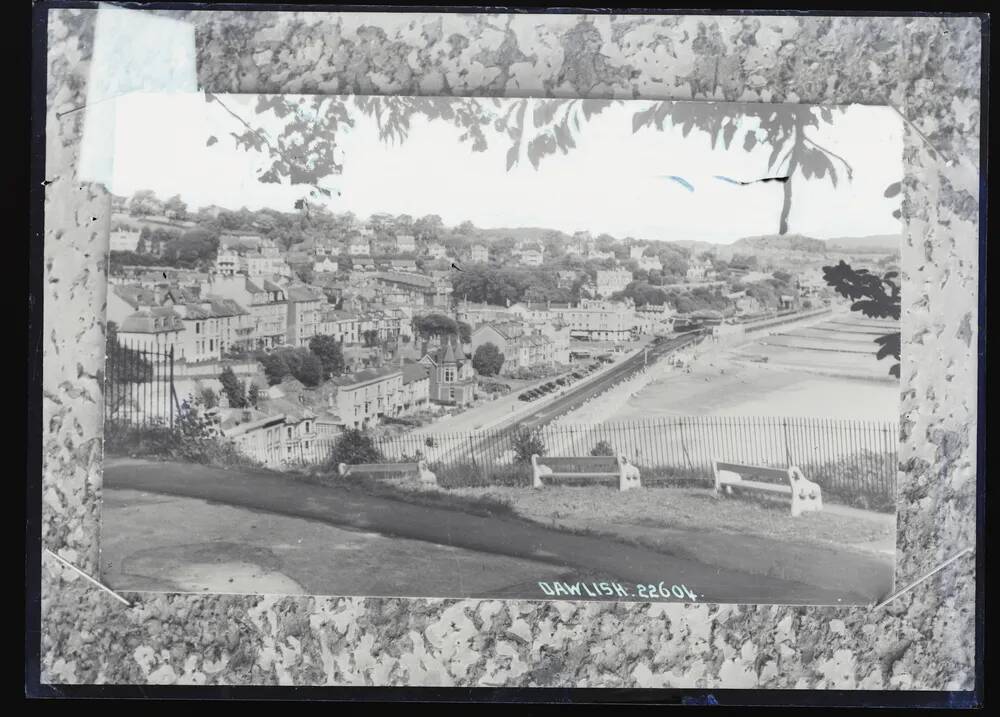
(27, 3, 985, 704)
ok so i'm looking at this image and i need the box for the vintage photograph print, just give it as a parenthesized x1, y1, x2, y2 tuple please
(99, 94, 902, 605)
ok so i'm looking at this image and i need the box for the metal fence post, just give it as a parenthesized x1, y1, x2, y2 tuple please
(169, 345, 176, 429)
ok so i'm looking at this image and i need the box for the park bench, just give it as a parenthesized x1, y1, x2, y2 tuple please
(711, 459, 822, 517)
(531, 454, 641, 492)
(338, 460, 437, 486)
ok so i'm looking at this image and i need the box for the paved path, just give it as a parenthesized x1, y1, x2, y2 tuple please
(105, 458, 870, 604)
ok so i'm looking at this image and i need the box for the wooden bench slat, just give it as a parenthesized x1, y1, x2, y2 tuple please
(548, 472, 619, 479)
(713, 458, 822, 517)
(344, 465, 419, 474)
(533, 454, 641, 492)
(723, 479, 791, 494)
(715, 462, 788, 480)
(540, 459, 620, 467)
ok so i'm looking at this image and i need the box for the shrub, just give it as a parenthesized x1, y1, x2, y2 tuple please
(472, 342, 505, 376)
(309, 334, 346, 379)
(511, 424, 546, 464)
(219, 366, 246, 408)
(327, 428, 383, 467)
(199, 387, 219, 409)
(103, 397, 258, 469)
(590, 440, 616, 457)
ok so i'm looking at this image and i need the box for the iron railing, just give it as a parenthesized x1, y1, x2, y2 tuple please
(294, 416, 898, 508)
(104, 341, 180, 428)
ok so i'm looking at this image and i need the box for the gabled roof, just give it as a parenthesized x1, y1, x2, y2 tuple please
(206, 297, 250, 316)
(401, 363, 430, 385)
(286, 285, 324, 302)
(422, 338, 465, 368)
(477, 321, 525, 341)
(112, 285, 159, 310)
(119, 307, 184, 334)
(328, 366, 402, 388)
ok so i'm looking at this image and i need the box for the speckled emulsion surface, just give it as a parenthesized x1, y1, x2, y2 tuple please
(39, 10, 981, 689)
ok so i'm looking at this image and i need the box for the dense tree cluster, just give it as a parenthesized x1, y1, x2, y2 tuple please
(256, 347, 325, 387)
(472, 342, 504, 376)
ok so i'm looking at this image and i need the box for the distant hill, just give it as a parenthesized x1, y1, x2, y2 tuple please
(474, 227, 568, 243)
(711, 233, 900, 260)
(824, 235, 900, 253)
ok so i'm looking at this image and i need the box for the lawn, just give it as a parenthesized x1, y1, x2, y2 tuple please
(434, 483, 894, 552)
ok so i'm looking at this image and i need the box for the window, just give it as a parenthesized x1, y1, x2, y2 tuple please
(195, 323, 201, 334)
(286, 427, 292, 439)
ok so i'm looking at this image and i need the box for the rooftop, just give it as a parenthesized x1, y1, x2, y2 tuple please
(119, 307, 185, 334)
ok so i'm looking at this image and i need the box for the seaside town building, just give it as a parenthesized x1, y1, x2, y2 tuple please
(327, 367, 405, 429)
(285, 285, 325, 347)
(595, 269, 634, 297)
(509, 298, 637, 342)
(419, 339, 476, 406)
(317, 308, 361, 345)
(395, 234, 417, 254)
(469, 244, 490, 263)
(424, 241, 449, 259)
(115, 307, 186, 356)
(110, 228, 142, 253)
(218, 405, 321, 467)
(348, 237, 371, 256)
(205, 275, 289, 349)
(471, 322, 557, 375)
(516, 243, 545, 266)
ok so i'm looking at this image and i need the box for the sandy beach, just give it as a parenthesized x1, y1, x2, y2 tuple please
(607, 315, 899, 423)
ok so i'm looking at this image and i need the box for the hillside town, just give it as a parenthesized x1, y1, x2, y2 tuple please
(106, 190, 900, 467)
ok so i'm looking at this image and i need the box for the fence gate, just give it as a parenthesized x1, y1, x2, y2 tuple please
(104, 341, 181, 429)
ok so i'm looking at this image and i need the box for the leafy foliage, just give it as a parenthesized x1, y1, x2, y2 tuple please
(218, 94, 855, 237)
(103, 396, 259, 469)
(590, 440, 616, 457)
(219, 366, 247, 408)
(822, 260, 901, 377)
(309, 334, 346, 379)
(199, 387, 219, 409)
(472, 342, 505, 377)
(511, 425, 546, 464)
(326, 428, 383, 467)
(412, 313, 459, 340)
(257, 347, 324, 387)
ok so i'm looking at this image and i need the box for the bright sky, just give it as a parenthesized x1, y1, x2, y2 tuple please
(108, 93, 904, 244)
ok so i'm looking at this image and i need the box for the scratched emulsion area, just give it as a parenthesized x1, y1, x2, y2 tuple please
(40, 11, 980, 688)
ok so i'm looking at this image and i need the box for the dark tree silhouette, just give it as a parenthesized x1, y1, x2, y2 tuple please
(219, 366, 247, 408)
(511, 425, 546, 464)
(822, 260, 901, 378)
(212, 92, 880, 236)
(472, 343, 505, 377)
(327, 428, 383, 467)
(309, 334, 346, 379)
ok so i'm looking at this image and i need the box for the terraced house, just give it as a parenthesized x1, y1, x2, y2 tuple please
(115, 307, 185, 357)
(470, 321, 555, 375)
(205, 276, 288, 349)
(328, 367, 405, 429)
(285, 285, 325, 347)
(317, 308, 360, 345)
(173, 299, 253, 363)
(218, 405, 321, 467)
